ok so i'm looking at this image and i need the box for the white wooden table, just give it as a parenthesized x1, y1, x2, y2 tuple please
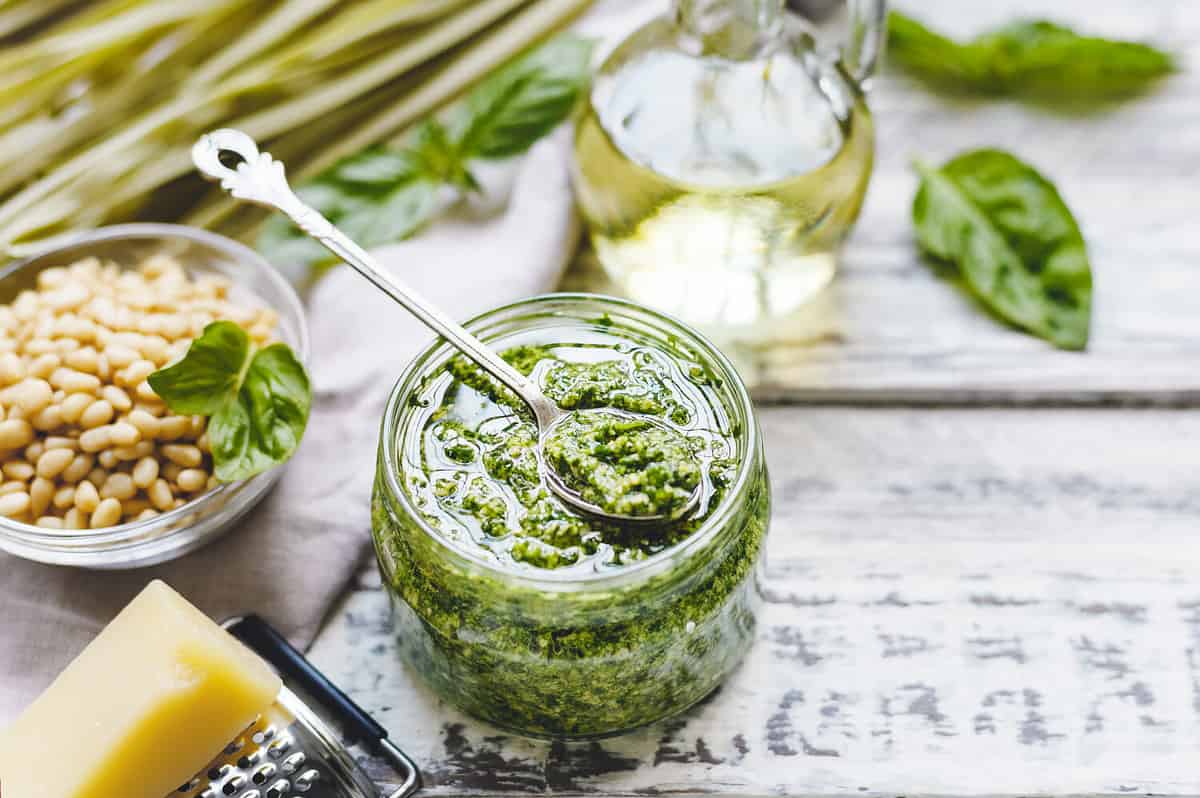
(307, 1, 1200, 794)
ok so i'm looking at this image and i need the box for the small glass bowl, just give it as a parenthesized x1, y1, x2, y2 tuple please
(0, 224, 309, 569)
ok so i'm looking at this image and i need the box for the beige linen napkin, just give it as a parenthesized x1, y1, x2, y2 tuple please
(0, 131, 580, 723)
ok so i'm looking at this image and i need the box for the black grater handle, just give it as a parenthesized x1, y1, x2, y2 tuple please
(225, 613, 387, 744)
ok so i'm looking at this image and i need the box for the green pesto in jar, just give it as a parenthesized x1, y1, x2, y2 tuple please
(408, 342, 737, 571)
(373, 302, 769, 739)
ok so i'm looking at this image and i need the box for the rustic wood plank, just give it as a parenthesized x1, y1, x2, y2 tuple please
(561, 0, 1200, 403)
(308, 407, 1200, 795)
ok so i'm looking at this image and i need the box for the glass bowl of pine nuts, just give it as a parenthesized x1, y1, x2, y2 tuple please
(0, 223, 308, 569)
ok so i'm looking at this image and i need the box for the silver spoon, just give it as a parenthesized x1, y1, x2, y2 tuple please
(192, 128, 701, 525)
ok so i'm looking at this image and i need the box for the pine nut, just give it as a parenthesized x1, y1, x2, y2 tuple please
(64, 347, 100, 374)
(79, 399, 114, 429)
(132, 457, 159, 488)
(42, 436, 76, 450)
(60, 453, 93, 483)
(87, 467, 107, 486)
(108, 422, 140, 447)
(0, 419, 33, 449)
(157, 416, 190, 440)
(29, 353, 61, 379)
(97, 449, 118, 469)
(100, 385, 131, 412)
(52, 485, 75, 510)
(59, 392, 93, 423)
(161, 444, 202, 468)
(0, 491, 30, 518)
(148, 479, 173, 511)
(29, 477, 54, 517)
(36, 516, 63, 529)
(101, 472, 136, 501)
(176, 468, 207, 493)
(0, 481, 26, 496)
(36, 448, 74, 479)
(9, 378, 53, 414)
(90, 498, 122, 528)
(104, 345, 139, 369)
(0, 353, 24, 385)
(49, 368, 100, 394)
(138, 336, 170, 364)
(24, 441, 43, 462)
(78, 426, 111, 452)
(120, 360, 156, 388)
(30, 405, 63, 432)
(112, 441, 152, 460)
(63, 507, 86, 529)
(74, 480, 100, 513)
(127, 409, 159, 438)
(2, 461, 33, 481)
(135, 508, 159, 521)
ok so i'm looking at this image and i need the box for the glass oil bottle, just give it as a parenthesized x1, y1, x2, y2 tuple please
(573, 0, 886, 330)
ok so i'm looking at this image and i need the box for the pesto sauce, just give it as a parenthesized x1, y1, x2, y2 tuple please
(543, 409, 701, 518)
(412, 344, 735, 570)
(372, 314, 769, 738)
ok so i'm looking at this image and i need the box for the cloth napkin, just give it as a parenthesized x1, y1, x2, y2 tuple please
(0, 130, 580, 723)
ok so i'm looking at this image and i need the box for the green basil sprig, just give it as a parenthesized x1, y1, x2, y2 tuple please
(258, 34, 594, 271)
(912, 150, 1092, 350)
(888, 11, 1175, 101)
(148, 322, 311, 481)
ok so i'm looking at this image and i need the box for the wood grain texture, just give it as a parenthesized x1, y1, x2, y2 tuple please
(307, 408, 1200, 796)
(560, 0, 1200, 402)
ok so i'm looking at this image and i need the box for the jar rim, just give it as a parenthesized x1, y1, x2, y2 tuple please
(379, 292, 760, 592)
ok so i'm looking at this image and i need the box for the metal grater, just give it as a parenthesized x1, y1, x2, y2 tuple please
(171, 615, 420, 798)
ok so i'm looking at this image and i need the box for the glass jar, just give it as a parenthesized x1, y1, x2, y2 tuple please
(573, 0, 886, 330)
(371, 294, 769, 739)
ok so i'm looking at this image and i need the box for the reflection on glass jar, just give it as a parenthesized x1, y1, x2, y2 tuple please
(573, 0, 885, 331)
(371, 295, 770, 739)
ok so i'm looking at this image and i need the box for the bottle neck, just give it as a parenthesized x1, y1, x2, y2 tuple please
(671, 0, 785, 59)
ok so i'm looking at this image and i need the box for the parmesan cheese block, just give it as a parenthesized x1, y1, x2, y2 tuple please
(0, 580, 281, 798)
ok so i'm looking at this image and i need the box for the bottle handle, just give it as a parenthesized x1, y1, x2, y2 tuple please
(841, 0, 888, 85)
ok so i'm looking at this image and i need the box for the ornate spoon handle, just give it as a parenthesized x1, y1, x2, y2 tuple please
(191, 129, 557, 426)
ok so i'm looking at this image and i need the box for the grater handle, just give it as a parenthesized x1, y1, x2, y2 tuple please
(225, 614, 387, 743)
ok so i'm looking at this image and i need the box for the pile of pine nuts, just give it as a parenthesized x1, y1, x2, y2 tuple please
(0, 254, 277, 529)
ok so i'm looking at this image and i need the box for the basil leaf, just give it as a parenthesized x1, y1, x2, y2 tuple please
(257, 34, 593, 273)
(912, 149, 1092, 350)
(211, 344, 312, 482)
(147, 321, 250, 415)
(888, 11, 1174, 100)
(148, 322, 312, 482)
(454, 34, 594, 160)
(257, 160, 441, 273)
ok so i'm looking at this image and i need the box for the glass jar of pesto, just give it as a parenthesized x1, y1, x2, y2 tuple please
(371, 294, 769, 739)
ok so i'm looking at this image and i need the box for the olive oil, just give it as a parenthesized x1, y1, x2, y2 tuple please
(572, 0, 878, 330)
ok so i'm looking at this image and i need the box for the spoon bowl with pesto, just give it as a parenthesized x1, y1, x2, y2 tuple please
(193, 128, 703, 525)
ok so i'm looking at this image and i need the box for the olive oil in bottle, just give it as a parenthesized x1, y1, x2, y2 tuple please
(572, 0, 882, 330)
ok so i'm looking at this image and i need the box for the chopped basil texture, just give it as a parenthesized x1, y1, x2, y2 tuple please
(543, 409, 701, 519)
(409, 344, 736, 570)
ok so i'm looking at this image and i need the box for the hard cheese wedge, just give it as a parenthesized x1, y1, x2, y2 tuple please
(0, 580, 281, 798)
